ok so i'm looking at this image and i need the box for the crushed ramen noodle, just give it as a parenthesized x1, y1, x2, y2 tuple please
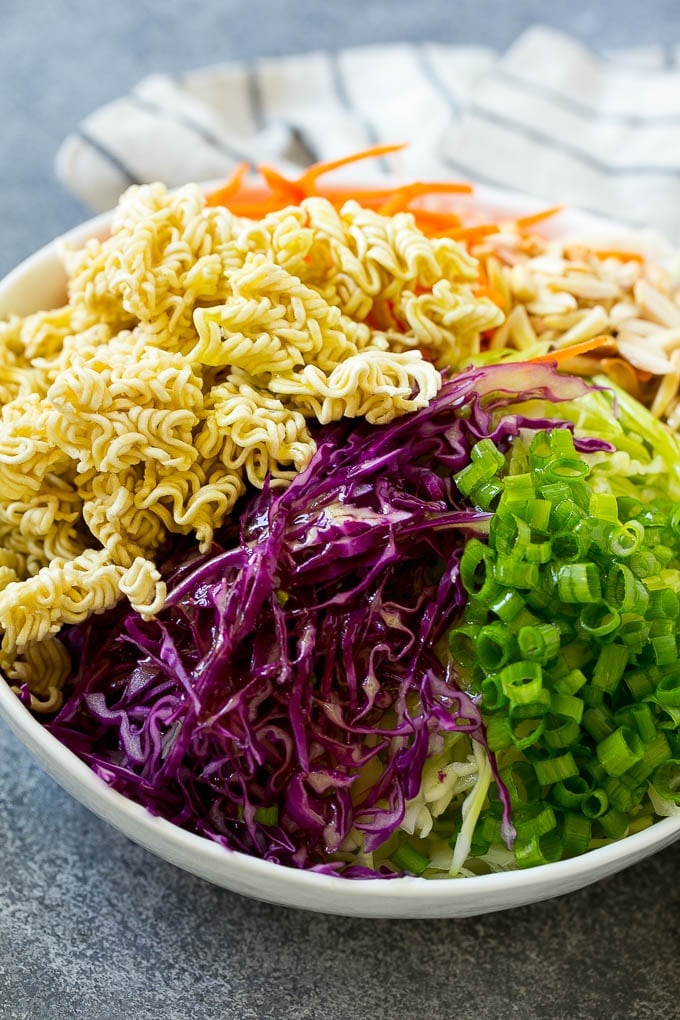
(0, 183, 501, 710)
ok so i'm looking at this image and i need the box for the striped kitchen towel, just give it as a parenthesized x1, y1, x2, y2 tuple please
(56, 24, 680, 238)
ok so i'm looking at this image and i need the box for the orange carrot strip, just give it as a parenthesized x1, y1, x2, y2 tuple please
(205, 162, 251, 206)
(474, 284, 506, 308)
(592, 249, 645, 263)
(527, 336, 612, 364)
(378, 181, 473, 216)
(514, 205, 565, 231)
(410, 208, 462, 225)
(213, 199, 287, 218)
(450, 224, 500, 241)
(258, 165, 306, 201)
(298, 143, 408, 188)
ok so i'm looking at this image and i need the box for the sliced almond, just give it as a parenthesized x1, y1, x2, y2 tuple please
(527, 290, 578, 316)
(485, 255, 511, 312)
(609, 301, 639, 327)
(650, 367, 680, 418)
(548, 276, 621, 301)
(507, 305, 537, 350)
(599, 358, 642, 399)
(508, 265, 538, 302)
(553, 306, 610, 348)
(633, 279, 680, 328)
(646, 327, 680, 353)
(614, 317, 664, 338)
(541, 309, 595, 331)
(616, 337, 674, 375)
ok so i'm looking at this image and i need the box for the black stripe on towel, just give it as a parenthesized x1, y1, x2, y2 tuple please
(495, 67, 680, 126)
(130, 94, 255, 167)
(467, 103, 680, 177)
(413, 44, 461, 117)
(245, 63, 266, 131)
(77, 129, 141, 185)
(327, 49, 390, 172)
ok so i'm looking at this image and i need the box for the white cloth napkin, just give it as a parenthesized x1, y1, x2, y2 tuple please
(56, 25, 680, 238)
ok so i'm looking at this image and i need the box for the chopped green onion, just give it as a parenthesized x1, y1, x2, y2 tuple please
(518, 623, 562, 663)
(533, 752, 579, 786)
(579, 603, 621, 638)
(494, 557, 539, 590)
(550, 691, 584, 723)
(514, 831, 563, 869)
(514, 804, 557, 840)
(392, 844, 430, 876)
(592, 644, 629, 693)
(460, 540, 496, 598)
(582, 788, 609, 819)
(448, 624, 481, 668)
(646, 588, 679, 620)
(652, 760, 680, 804)
(583, 705, 616, 743)
(655, 670, 680, 709)
(477, 622, 517, 671)
(589, 492, 619, 522)
(554, 668, 588, 696)
(651, 634, 678, 666)
(481, 674, 508, 713)
(599, 808, 628, 840)
(500, 661, 543, 705)
(552, 775, 591, 810)
(608, 520, 644, 557)
(543, 716, 581, 749)
(486, 715, 514, 751)
(561, 813, 592, 854)
(254, 806, 279, 825)
(596, 726, 644, 777)
(487, 588, 525, 622)
(557, 563, 602, 604)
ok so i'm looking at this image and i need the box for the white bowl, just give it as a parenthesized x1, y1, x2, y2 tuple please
(0, 184, 678, 918)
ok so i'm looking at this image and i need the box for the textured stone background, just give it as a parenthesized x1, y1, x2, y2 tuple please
(0, 3, 679, 1018)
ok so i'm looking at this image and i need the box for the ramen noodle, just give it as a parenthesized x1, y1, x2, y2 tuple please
(0, 183, 502, 710)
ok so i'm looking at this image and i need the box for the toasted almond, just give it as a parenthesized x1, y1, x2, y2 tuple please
(633, 279, 680, 328)
(650, 367, 680, 418)
(527, 290, 579, 316)
(599, 358, 642, 399)
(666, 398, 680, 430)
(525, 255, 568, 275)
(553, 307, 610, 348)
(609, 301, 640, 327)
(488, 315, 512, 350)
(485, 255, 512, 311)
(615, 261, 643, 290)
(647, 328, 680, 353)
(540, 310, 595, 331)
(507, 305, 537, 350)
(614, 316, 664, 338)
(616, 337, 674, 375)
(548, 276, 621, 300)
(508, 265, 538, 302)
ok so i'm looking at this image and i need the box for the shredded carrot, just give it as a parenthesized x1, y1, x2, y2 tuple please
(527, 335, 613, 364)
(205, 162, 251, 207)
(297, 143, 407, 189)
(258, 165, 307, 202)
(212, 198, 285, 218)
(592, 249, 645, 264)
(513, 205, 565, 231)
(378, 180, 473, 215)
(450, 224, 500, 242)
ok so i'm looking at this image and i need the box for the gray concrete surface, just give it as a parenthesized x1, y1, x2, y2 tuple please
(0, 2, 679, 1018)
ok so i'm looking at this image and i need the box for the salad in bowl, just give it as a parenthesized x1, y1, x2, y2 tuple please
(0, 144, 677, 914)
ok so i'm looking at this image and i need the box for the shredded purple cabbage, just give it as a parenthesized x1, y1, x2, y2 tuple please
(48, 363, 608, 875)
